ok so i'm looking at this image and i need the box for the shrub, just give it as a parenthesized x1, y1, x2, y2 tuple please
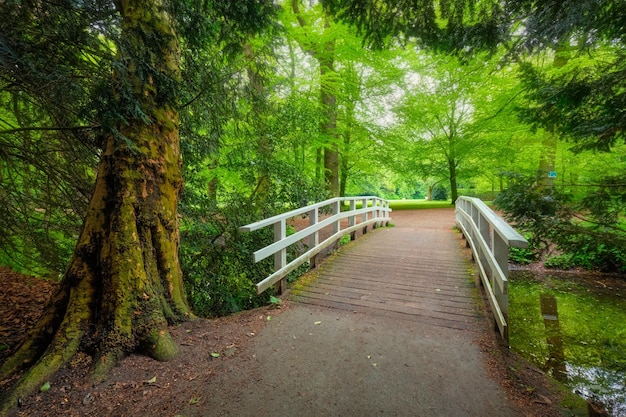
(495, 173, 626, 273)
(432, 185, 449, 201)
(509, 247, 536, 265)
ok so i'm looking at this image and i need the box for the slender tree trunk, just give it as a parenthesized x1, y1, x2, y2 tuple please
(0, 0, 191, 411)
(290, 1, 339, 197)
(339, 141, 348, 198)
(537, 42, 568, 190)
(244, 42, 272, 206)
(536, 133, 557, 188)
(319, 17, 339, 197)
(448, 157, 458, 203)
(340, 68, 358, 198)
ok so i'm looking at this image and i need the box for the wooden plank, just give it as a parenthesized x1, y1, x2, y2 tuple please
(289, 208, 483, 332)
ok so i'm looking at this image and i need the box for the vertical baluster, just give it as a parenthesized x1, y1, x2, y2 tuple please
(349, 199, 356, 240)
(309, 207, 319, 269)
(274, 219, 287, 294)
(361, 198, 368, 234)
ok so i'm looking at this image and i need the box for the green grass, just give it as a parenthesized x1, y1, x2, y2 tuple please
(388, 199, 454, 210)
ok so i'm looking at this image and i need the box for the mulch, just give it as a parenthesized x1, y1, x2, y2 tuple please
(0, 267, 58, 365)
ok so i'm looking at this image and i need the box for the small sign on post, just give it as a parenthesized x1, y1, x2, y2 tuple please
(548, 171, 557, 178)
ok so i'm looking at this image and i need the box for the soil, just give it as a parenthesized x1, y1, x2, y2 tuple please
(0, 213, 594, 417)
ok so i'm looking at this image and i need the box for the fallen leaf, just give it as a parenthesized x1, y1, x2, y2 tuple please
(266, 315, 272, 321)
(40, 382, 51, 392)
(314, 321, 321, 325)
(210, 352, 220, 358)
(146, 376, 157, 384)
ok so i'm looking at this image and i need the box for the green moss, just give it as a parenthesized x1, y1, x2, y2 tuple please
(142, 328, 179, 362)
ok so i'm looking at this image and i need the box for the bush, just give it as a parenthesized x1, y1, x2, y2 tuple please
(544, 254, 575, 269)
(432, 185, 449, 201)
(509, 247, 536, 265)
(495, 173, 626, 273)
(180, 204, 274, 317)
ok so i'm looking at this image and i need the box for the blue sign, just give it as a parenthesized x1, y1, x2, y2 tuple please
(548, 171, 557, 178)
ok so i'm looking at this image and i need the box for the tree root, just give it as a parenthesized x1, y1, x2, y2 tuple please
(0, 326, 83, 415)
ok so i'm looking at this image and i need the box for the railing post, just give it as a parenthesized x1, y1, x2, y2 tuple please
(274, 219, 287, 294)
(384, 200, 390, 225)
(349, 199, 357, 240)
(361, 198, 368, 234)
(373, 198, 379, 229)
(332, 200, 341, 250)
(492, 232, 510, 325)
(309, 207, 319, 269)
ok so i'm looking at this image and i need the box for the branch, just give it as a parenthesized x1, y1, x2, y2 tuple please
(0, 125, 100, 135)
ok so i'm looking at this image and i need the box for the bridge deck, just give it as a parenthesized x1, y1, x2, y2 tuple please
(291, 208, 481, 330)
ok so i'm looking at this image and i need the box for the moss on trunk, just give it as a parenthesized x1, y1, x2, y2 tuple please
(0, 0, 191, 413)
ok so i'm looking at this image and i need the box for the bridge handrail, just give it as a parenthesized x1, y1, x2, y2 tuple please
(455, 196, 528, 342)
(241, 196, 392, 295)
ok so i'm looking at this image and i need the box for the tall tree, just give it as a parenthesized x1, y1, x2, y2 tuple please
(393, 53, 518, 202)
(0, 0, 276, 411)
(288, 0, 341, 196)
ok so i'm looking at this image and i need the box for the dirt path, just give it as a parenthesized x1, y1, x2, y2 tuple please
(178, 303, 521, 417)
(2, 209, 569, 417)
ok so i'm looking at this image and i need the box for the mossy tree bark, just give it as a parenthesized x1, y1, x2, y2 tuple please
(0, 0, 191, 412)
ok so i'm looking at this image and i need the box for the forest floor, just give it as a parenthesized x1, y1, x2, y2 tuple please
(0, 209, 595, 417)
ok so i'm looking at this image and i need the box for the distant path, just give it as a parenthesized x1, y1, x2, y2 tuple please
(182, 209, 522, 417)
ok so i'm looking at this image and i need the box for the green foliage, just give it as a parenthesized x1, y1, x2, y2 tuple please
(510, 0, 626, 152)
(179, 195, 273, 317)
(543, 254, 575, 269)
(509, 247, 536, 265)
(324, 0, 507, 53)
(431, 185, 449, 201)
(495, 173, 626, 272)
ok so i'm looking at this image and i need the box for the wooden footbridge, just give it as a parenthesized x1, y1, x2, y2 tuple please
(241, 197, 527, 341)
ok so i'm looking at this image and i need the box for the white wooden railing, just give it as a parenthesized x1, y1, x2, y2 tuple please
(240, 197, 392, 295)
(455, 197, 528, 342)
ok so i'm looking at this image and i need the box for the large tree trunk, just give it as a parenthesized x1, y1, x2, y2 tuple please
(0, 0, 191, 411)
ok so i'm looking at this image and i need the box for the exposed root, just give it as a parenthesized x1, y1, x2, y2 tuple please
(0, 325, 83, 415)
(142, 328, 179, 362)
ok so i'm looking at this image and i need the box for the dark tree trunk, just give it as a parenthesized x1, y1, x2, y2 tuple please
(319, 17, 339, 197)
(290, 1, 339, 197)
(0, 0, 191, 411)
(244, 42, 273, 206)
(448, 157, 458, 203)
